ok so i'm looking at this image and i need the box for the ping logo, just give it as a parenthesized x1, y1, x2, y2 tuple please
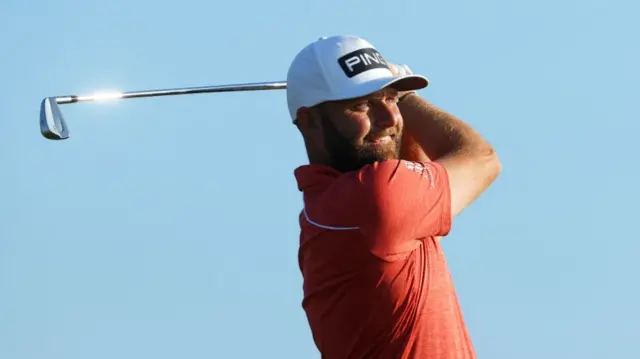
(337, 48, 388, 78)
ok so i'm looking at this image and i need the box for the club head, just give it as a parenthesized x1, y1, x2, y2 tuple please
(40, 97, 69, 140)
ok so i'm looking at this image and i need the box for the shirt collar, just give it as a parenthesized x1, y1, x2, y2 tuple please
(294, 164, 342, 192)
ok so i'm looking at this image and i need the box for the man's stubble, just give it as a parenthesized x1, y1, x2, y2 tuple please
(320, 113, 402, 173)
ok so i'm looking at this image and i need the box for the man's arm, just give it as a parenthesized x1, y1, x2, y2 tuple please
(398, 92, 501, 218)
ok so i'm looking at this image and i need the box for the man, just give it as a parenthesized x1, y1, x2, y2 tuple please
(287, 35, 501, 359)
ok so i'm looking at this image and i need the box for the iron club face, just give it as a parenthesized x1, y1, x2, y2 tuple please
(39, 81, 287, 140)
(40, 97, 69, 140)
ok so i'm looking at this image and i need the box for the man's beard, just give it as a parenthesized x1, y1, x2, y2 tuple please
(320, 115, 402, 173)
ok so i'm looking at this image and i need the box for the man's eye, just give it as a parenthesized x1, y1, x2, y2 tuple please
(353, 102, 369, 111)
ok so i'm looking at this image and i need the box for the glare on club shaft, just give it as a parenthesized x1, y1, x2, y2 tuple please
(79, 91, 124, 102)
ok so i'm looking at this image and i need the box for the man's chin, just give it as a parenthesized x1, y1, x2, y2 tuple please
(360, 143, 401, 162)
(327, 140, 401, 172)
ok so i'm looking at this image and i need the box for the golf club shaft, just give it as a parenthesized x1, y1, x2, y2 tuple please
(54, 81, 288, 104)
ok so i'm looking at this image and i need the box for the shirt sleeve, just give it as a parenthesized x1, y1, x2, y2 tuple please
(355, 159, 452, 261)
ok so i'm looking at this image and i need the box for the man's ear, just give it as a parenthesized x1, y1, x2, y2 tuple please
(296, 107, 321, 130)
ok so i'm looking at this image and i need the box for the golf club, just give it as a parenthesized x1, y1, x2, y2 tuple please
(40, 81, 288, 140)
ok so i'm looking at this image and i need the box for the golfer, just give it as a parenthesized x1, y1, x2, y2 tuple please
(287, 35, 501, 358)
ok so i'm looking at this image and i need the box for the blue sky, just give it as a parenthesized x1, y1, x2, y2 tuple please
(2, 0, 639, 358)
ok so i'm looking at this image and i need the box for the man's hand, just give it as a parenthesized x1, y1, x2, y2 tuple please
(387, 62, 412, 76)
(388, 63, 418, 100)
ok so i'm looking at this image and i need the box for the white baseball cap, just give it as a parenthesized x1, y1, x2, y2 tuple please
(286, 35, 429, 121)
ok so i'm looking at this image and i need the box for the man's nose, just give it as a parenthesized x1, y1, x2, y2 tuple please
(371, 101, 400, 130)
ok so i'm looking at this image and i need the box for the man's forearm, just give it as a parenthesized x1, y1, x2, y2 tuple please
(398, 91, 501, 218)
(398, 92, 495, 161)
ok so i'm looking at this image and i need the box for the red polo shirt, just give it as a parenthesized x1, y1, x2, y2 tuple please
(294, 159, 475, 359)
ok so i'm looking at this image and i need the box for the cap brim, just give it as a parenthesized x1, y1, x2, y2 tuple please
(330, 74, 429, 102)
